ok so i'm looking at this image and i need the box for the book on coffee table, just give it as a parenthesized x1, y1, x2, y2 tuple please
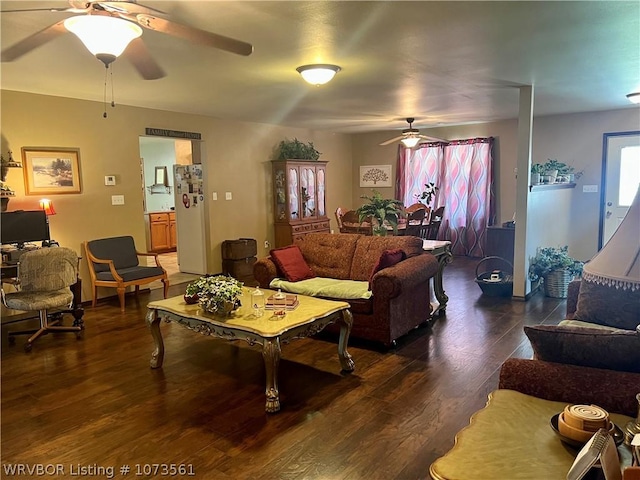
(265, 294, 299, 310)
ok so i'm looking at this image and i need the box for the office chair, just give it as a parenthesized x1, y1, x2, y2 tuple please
(2, 247, 83, 352)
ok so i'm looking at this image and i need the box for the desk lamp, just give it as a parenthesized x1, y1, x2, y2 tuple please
(39, 199, 59, 247)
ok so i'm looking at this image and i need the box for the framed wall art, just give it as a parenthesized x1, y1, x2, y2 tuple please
(22, 147, 82, 195)
(359, 165, 392, 187)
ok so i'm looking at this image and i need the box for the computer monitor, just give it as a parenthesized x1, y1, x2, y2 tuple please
(1, 210, 50, 248)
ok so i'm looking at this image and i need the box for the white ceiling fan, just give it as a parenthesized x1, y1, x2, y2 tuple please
(379, 118, 447, 148)
(1, 0, 254, 80)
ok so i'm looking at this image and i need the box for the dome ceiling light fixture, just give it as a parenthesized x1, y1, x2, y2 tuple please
(626, 92, 640, 104)
(296, 64, 341, 86)
(64, 14, 143, 66)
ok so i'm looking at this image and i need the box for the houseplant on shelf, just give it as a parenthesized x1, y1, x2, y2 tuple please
(531, 163, 545, 185)
(528, 246, 583, 298)
(184, 275, 244, 314)
(275, 138, 321, 161)
(356, 190, 405, 236)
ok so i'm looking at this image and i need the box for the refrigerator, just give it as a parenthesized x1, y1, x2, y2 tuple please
(173, 164, 207, 274)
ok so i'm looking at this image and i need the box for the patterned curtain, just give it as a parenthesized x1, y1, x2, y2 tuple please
(397, 137, 494, 256)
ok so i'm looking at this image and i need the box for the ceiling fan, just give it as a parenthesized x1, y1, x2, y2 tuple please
(379, 118, 447, 148)
(0, 0, 253, 80)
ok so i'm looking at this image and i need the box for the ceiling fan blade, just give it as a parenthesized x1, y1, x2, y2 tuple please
(379, 135, 405, 146)
(1, 20, 67, 62)
(97, 1, 165, 15)
(419, 134, 448, 143)
(122, 37, 166, 80)
(135, 14, 253, 56)
(0, 7, 77, 12)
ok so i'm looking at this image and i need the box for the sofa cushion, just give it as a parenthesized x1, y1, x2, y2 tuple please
(574, 278, 640, 330)
(369, 249, 406, 289)
(95, 266, 165, 282)
(269, 245, 315, 282)
(350, 235, 424, 281)
(296, 233, 360, 280)
(270, 277, 372, 300)
(524, 324, 640, 373)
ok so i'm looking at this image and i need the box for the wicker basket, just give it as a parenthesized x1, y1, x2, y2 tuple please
(543, 269, 572, 298)
(475, 256, 513, 297)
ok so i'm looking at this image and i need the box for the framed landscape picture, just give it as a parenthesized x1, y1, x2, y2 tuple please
(22, 147, 82, 195)
(360, 165, 392, 187)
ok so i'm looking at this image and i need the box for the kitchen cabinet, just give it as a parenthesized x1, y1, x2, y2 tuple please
(272, 160, 330, 247)
(148, 212, 176, 252)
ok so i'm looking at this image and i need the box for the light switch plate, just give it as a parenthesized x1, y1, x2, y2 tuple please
(212, 192, 218, 201)
(225, 192, 232, 200)
(111, 195, 125, 205)
(583, 185, 598, 193)
(104, 175, 116, 186)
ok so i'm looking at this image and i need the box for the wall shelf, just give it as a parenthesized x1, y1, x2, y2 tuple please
(529, 182, 576, 192)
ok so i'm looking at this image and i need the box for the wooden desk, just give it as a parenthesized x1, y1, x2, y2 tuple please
(423, 240, 452, 317)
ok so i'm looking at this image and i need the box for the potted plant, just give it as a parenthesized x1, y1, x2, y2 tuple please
(184, 275, 244, 314)
(276, 138, 321, 161)
(543, 159, 568, 184)
(530, 164, 545, 184)
(416, 182, 439, 207)
(356, 190, 405, 236)
(528, 246, 583, 298)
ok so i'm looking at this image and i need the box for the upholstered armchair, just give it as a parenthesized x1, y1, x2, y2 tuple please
(84, 236, 169, 313)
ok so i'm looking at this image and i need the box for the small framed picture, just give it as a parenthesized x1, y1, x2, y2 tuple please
(360, 165, 392, 187)
(22, 147, 82, 195)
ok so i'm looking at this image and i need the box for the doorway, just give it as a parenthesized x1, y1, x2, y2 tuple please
(139, 136, 191, 261)
(601, 131, 640, 248)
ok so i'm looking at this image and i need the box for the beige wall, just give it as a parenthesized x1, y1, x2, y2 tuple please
(352, 108, 640, 261)
(2, 89, 637, 303)
(0, 90, 354, 303)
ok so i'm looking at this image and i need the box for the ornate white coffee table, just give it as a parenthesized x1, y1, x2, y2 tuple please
(422, 239, 453, 316)
(146, 288, 354, 413)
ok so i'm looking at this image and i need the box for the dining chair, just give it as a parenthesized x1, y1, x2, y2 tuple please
(420, 206, 445, 240)
(404, 208, 427, 237)
(340, 210, 373, 235)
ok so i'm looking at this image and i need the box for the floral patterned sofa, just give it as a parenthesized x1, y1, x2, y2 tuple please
(253, 232, 439, 347)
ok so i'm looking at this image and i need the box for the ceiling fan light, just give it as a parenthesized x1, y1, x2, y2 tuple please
(64, 15, 142, 61)
(627, 92, 640, 104)
(401, 136, 421, 148)
(296, 64, 341, 86)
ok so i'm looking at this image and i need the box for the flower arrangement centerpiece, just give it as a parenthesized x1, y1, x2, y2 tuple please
(184, 275, 244, 314)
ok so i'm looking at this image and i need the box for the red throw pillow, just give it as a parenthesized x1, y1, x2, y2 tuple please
(270, 245, 315, 282)
(369, 249, 406, 289)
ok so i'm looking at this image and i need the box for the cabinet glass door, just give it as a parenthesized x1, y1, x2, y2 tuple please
(274, 167, 287, 221)
(288, 167, 299, 220)
(317, 167, 326, 216)
(300, 167, 316, 218)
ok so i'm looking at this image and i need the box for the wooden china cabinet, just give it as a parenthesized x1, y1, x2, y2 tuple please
(272, 160, 330, 247)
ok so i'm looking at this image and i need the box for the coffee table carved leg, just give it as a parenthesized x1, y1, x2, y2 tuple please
(337, 309, 355, 372)
(433, 247, 453, 315)
(146, 309, 165, 369)
(262, 337, 281, 413)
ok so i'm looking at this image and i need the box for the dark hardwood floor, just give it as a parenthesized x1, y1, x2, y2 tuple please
(1, 256, 567, 480)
